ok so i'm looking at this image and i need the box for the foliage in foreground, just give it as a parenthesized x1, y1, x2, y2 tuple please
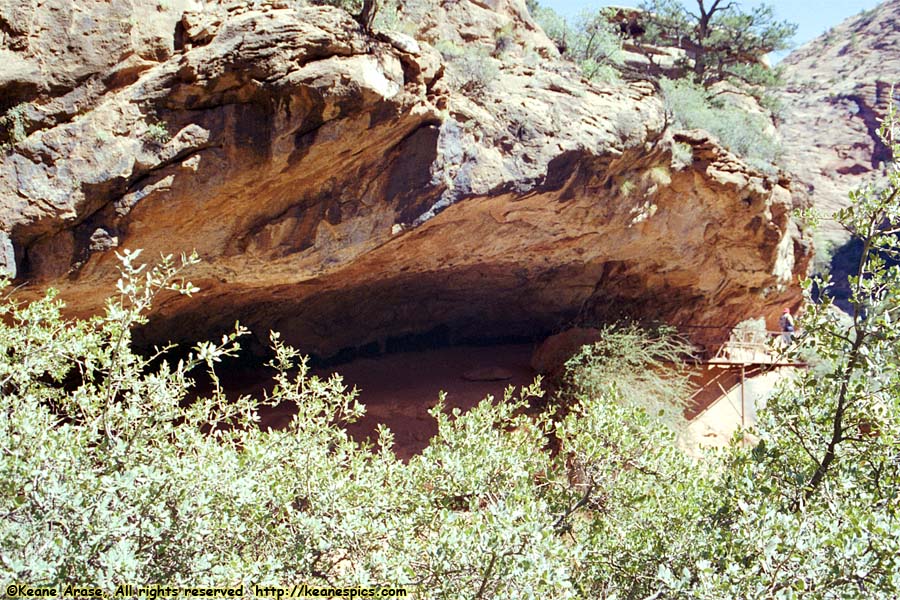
(0, 251, 690, 594)
(3, 111, 900, 595)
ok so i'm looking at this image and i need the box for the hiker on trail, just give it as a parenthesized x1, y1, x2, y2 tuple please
(779, 307, 795, 346)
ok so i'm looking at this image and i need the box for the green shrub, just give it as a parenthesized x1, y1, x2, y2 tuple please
(671, 141, 693, 168)
(0, 103, 30, 150)
(441, 47, 499, 97)
(144, 121, 170, 144)
(811, 231, 840, 275)
(560, 323, 693, 426)
(0, 255, 703, 593)
(304, 0, 411, 34)
(707, 109, 900, 596)
(372, 0, 412, 34)
(661, 77, 781, 171)
(307, 0, 361, 11)
(433, 39, 465, 60)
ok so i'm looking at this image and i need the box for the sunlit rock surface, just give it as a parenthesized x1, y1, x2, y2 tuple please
(780, 1, 900, 247)
(0, 0, 808, 357)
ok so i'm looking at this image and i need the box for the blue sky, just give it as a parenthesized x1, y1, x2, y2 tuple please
(542, 1, 884, 59)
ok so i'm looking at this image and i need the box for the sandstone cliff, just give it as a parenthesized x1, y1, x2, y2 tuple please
(0, 0, 808, 358)
(780, 1, 900, 249)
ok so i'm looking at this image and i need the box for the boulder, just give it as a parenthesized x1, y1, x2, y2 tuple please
(531, 328, 602, 375)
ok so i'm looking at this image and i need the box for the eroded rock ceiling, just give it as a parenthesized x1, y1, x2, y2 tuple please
(0, 0, 809, 358)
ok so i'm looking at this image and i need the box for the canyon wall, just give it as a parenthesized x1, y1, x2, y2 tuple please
(0, 0, 809, 357)
(780, 1, 900, 248)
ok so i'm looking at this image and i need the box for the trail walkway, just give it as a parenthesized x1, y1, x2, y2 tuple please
(680, 325, 807, 428)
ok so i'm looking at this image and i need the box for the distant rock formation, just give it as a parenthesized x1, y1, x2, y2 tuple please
(0, 0, 808, 358)
(780, 1, 900, 248)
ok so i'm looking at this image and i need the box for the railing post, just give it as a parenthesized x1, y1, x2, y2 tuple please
(740, 365, 746, 429)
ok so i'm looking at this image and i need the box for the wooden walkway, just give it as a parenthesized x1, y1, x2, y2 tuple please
(680, 326, 807, 423)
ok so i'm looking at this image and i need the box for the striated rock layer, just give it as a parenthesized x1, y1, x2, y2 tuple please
(0, 0, 809, 358)
(780, 1, 900, 247)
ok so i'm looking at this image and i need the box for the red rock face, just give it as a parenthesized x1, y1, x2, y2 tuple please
(779, 2, 900, 248)
(0, 1, 809, 358)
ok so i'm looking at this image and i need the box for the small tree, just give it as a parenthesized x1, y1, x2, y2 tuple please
(357, 0, 378, 32)
(309, 0, 379, 33)
(696, 99, 900, 597)
(529, 3, 623, 82)
(639, 0, 796, 88)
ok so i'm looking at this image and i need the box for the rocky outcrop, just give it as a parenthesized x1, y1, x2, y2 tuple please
(0, 0, 195, 137)
(399, 0, 557, 59)
(0, 0, 808, 358)
(779, 1, 900, 247)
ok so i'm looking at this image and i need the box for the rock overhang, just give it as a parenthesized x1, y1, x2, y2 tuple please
(0, 1, 811, 358)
